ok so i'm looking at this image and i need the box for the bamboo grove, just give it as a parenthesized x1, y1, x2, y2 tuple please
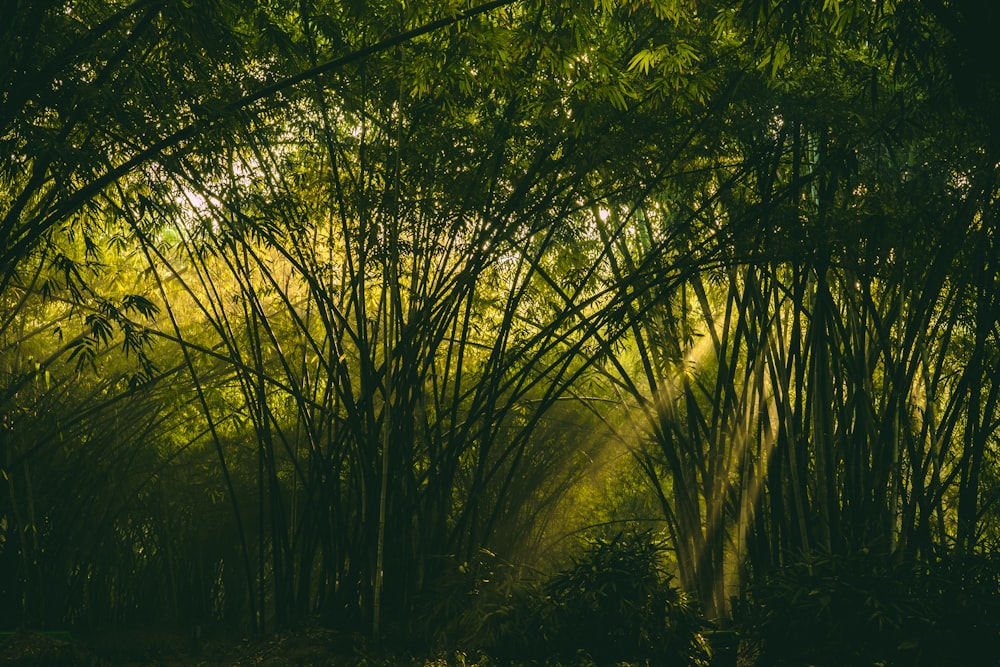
(1, 0, 999, 637)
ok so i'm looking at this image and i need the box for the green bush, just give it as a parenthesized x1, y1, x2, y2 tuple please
(487, 531, 710, 666)
(919, 552, 1000, 665)
(407, 550, 526, 653)
(742, 550, 1000, 667)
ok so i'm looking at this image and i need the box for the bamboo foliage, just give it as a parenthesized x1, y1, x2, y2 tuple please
(596, 43, 1000, 615)
(2, 0, 1000, 635)
(101, 1, 682, 632)
(598, 236, 999, 617)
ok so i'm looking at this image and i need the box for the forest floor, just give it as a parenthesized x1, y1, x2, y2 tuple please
(0, 625, 441, 666)
(0, 626, 752, 666)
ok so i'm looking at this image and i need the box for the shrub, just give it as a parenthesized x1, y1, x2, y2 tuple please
(407, 550, 525, 653)
(487, 531, 710, 666)
(742, 550, 1000, 667)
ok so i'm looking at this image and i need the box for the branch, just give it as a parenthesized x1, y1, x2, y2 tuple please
(2, 0, 523, 279)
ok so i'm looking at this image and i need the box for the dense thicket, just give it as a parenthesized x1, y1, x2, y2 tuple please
(2, 0, 998, 653)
